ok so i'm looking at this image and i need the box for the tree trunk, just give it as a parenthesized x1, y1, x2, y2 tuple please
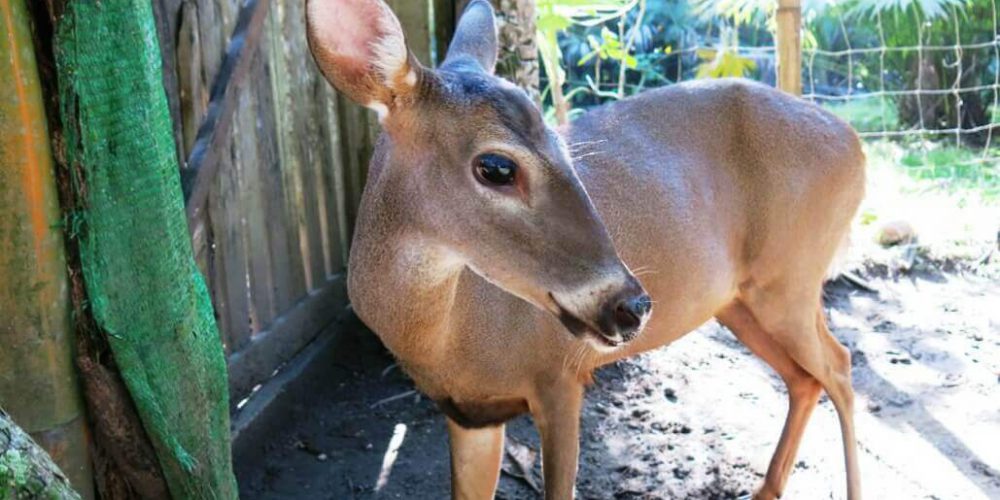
(0, 409, 81, 499)
(496, 0, 540, 103)
(458, 0, 540, 103)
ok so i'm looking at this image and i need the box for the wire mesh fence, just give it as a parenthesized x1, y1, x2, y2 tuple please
(802, 1, 1000, 190)
(547, 0, 1000, 195)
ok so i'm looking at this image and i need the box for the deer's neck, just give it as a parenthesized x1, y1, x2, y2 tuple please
(347, 197, 463, 366)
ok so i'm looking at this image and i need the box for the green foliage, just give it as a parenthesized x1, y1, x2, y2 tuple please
(579, 28, 639, 68)
(691, 0, 772, 24)
(848, 0, 963, 19)
(899, 145, 999, 187)
(822, 99, 900, 133)
(695, 47, 757, 77)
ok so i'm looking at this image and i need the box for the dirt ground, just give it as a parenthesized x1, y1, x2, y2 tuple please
(234, 262, 1000, 499)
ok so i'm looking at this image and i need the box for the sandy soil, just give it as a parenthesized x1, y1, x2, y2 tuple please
(234, 264, 1000, 499)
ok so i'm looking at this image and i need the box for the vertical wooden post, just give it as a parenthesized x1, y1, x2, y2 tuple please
(387, 0, 434, 64)
(433, 0, 456, 65)
(0, 0, 93, 496)
(776, 0, 802, 95)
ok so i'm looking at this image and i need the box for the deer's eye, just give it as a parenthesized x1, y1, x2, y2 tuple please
(473, 153, 518, 187)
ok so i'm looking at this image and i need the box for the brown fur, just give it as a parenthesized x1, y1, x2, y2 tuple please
(307, 1, 866, 499)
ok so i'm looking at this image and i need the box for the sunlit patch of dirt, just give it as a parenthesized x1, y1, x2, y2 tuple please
(236, 268, 999, 499)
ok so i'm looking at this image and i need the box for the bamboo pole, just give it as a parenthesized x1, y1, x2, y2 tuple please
(776, 0, 802, 95)
(0, 0, 93, 497)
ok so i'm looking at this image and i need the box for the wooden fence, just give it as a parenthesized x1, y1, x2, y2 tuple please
(150, 0, 455, 407)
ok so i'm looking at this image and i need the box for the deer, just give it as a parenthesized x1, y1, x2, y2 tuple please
(306, 1, 866, 498)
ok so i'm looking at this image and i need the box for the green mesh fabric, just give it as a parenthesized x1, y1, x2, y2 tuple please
(54, 1, 237, 497)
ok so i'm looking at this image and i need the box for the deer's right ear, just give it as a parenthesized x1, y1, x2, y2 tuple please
(306, 0, 419, 120)
(442, 0, 498, 74)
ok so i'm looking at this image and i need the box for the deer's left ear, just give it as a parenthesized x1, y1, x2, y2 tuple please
(442, 0, 498, 74)
(306, 0, 421, 120)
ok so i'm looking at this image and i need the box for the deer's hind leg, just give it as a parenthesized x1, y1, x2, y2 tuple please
(717, 301, 823, 500)
(740, 282, 861, 500)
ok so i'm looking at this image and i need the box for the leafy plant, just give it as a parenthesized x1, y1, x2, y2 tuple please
(579, 28, 639, 69)
(536, 0, 637, 123)
(848, 0, 963, 19)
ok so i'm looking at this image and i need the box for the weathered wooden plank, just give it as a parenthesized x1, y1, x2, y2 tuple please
(268, 0, 313, 298)
(227, 276, 347, 406)
(295, 89, 328, 291)
(191, 211, 210, 279)
(335, 95, 365, 239)
(317, 82, 348, 273)
(152, 0, 185, 164)
(229, 318, 344, 446)
(387, 0, 433, 64)
(209, 130, 251, 355)
(182, 0, 272, 226)
(263, 5, 308, 312)
(307, 82, 337, 279)
(281, 0, 327, 290)
(205, 205, 228, 350)
(237, 58, 277, 333)
(176, 1, 207, 158)
(433, 0, 457, 65)
(219, 0, 240, 37)
(197, 0, 225, 90)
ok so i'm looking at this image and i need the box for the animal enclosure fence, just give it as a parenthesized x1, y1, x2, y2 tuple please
(801, 2, 1000, 188)
(551, 0, 1000, 193)
(151, 0, 455, 408)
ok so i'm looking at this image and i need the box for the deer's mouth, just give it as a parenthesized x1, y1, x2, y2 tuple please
(548, 293, 624, 348)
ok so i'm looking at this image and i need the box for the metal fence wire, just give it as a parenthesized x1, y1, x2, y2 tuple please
(802, 1, 1000, 187)
(551, 0, 1000, 192)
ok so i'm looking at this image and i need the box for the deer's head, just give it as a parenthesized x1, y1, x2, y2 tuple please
(307, 0, 651, 349)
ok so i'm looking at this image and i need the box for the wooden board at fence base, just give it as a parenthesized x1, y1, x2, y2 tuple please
(227, 276, 347, 406)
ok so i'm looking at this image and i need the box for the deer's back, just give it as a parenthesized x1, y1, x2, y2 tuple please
(567, 78, 866, 352)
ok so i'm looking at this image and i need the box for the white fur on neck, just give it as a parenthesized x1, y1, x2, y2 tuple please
(395, 238, 465, 286)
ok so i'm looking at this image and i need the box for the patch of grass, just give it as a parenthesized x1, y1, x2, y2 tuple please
(892, 143, 1000, 199)
(822, 98, 899, 133)
(849, 141, 998, 275)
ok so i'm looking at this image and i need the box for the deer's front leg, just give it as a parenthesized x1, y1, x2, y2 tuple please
(447, 418, 505, 500)
(534, 381, 585, 500)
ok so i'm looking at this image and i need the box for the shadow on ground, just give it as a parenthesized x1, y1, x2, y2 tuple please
(235, 270, 1000, 499)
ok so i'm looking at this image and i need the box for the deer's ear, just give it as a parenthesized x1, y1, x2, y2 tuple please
(307, 0, 419, 119)
(442, 0, 498, 74)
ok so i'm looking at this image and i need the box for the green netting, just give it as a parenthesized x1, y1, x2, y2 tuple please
(54, 1, 237, 498)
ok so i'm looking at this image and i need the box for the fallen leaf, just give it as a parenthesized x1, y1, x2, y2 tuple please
(501, 437, 542, 493)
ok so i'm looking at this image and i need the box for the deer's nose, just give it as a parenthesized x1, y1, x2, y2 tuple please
(610, 293, 652, 338)
(615, 294, 652, 331)
(596, 284, 652, 343)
